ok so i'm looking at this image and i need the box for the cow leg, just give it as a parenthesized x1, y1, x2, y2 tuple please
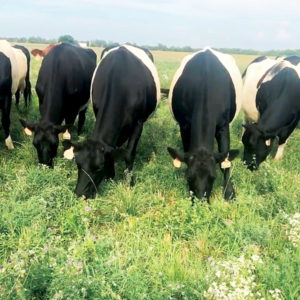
(78, 108, 87, 135)
(179, 123, 190, 152)
(64, 111, 78, 139)
(105, 155, 115, 179)
(125, 121, 143, 172)
(124, 121, 143, 185)
(216, 126, 235, 200)
(2, 95, 13, 150)
(15, 90, 20, 107)
(275, 119, 299, 160)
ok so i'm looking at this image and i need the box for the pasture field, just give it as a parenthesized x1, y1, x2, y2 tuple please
(0, 45, 299, 299)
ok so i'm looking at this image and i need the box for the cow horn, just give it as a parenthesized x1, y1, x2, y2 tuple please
(265, 139, 271, 146)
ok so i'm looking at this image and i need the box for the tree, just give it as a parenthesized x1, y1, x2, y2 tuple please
(58, 35, 77, 45)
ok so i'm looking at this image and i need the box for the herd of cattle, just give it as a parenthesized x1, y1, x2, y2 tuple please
(0, 40, 299, 201)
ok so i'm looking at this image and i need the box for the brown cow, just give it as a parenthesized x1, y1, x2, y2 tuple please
(31, 43, 60, 58)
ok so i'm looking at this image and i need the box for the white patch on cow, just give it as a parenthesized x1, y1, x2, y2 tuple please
(123, 45, 161, 104)
(90, 45, 160, 106)
(12, 48, 27, 93)
(90, 46, 121, 105)
(5, 135, 14, 150)
(62, 130, 71, 140)
(242, 57, 278, 123)
(261, 60, 300, 86)
(168, 47, 242, 122)
(64, 146, 75, 160)
(274, 142, 287, 160)
(0, 40, 19, 94)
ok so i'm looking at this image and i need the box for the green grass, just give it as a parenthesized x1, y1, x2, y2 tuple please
(0, 47, 299, 299)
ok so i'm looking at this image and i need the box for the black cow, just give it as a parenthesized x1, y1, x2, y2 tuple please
(63, 44, 160, 198)
(20, 43, 96, 167)
(242, 60, 300, 170)
(0, 52, 13, 149)
(167, 48, 242, 202)
(13, 45, 32, 107)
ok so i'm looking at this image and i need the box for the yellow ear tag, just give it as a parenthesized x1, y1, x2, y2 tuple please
(265, 139, 271, 146)
(221, 158, 231, 169)
(24, 127, 32, 136)
(63, 146, 74, 160)
(62, 130, 71, 140)
(173, 158, 181, 168)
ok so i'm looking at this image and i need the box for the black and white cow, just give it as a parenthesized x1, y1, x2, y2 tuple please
(242, 58, 300, 170)
(0, 40, 20, 150)
(13, 45, 32, 106)
(167, 47, 242, 202)
(20, 43, 96, 167)
(63, 44, 160, 198)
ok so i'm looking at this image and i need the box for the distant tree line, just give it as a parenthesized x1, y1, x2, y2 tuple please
(2, 35, 300, 57)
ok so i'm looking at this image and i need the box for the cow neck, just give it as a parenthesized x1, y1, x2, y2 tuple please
(90, 109, 120, 150)
(41, 91, 64, 125)
(189, 103, 216, 152)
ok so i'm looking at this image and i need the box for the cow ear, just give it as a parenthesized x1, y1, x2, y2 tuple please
(228, 149, 239, 161)
(19, 119, 37, 135)
(62, 140, 82, 160)
(53, 124, 74, 134)
(167, 147, 186, 168)
(62, 140, 81, 151)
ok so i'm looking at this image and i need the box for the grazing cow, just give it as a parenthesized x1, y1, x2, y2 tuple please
(13, 45, 32, 106)
(63, 44, 160, 198)
(31, 43, 60, 59)
(20, 43, 97, 167)
(242, 59, 300, 170)
(167, 47, 242, 202)
(0, 40, 20, 149)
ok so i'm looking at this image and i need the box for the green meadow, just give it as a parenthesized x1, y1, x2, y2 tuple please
(0, 45, 299, 299)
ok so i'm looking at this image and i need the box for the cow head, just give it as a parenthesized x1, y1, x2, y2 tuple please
(242, 123, 273, 170)
(63, 140, 125, 199)
(167, 147, 239, 202)
(20, 119, 69, 167)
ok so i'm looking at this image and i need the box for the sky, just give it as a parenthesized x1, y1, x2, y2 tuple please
(0, 0, 299, 50)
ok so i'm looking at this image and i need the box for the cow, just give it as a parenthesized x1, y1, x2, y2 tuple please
(20, 43, 97, 167)
(63, 44, 160, 199)
(167, 47, 242, 202)
(0, 40, 20, 150)
(31, 43, 60, 59)
(13, 45, 32, 106)
(242, 59, 300, 170)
